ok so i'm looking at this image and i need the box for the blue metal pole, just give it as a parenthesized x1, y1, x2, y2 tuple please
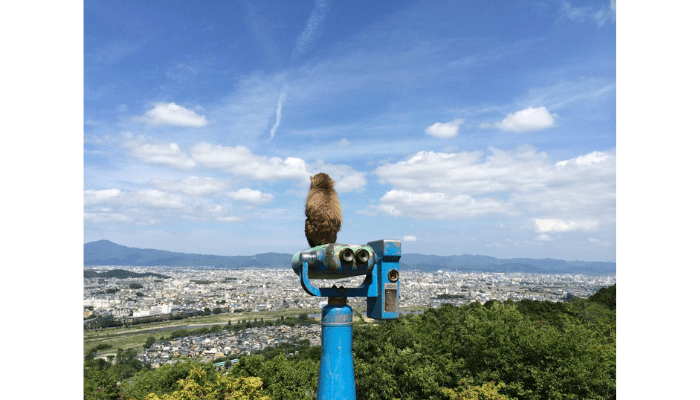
(318, 298, 356, 400)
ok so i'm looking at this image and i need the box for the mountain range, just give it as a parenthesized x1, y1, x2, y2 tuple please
(84, 240, 615, 275)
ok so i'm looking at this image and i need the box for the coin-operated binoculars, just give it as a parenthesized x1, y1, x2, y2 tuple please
(291, 239, 401, 400)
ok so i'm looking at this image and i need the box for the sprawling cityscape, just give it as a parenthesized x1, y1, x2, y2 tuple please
(84, 266, 615, 368)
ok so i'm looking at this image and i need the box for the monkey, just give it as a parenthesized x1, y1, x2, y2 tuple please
(305, 172, 342, 248)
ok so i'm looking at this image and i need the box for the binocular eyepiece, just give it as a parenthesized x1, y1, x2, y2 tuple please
(292, 243, 376, 280)
(338, 247, 371, 265)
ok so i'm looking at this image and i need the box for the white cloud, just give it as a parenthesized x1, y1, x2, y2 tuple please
(531, 218, 598, 233)
(121, 139, 366, 193)
(372, 189, 505, 220)
(375, 145, 553, 195)
(149, 176, 228, 196)
(403, 235, 417, 242)
(226, 188, 274, 205)
(495, 106, 556, 132)
(124, 136, 197, 170)
(425, 118, 464, 138)
(84, 189, 123, 206)
(134, 189, 187, 209)
(135, 102, 208, 127)
(536, 234, 552, 241)
(311, 162, 366, 193)
(85, 188, 184, 210)
(196, 203, 244, 223)
(371, 146, 615, 223)
(84, 187, 245, 225)
(191, 143, 309, 181)
(555, 150, 611, 167)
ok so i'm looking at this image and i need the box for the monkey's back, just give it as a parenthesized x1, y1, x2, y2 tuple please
(305, 188, 342, 247)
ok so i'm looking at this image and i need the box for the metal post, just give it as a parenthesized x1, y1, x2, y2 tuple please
(318, 297, 356, 400)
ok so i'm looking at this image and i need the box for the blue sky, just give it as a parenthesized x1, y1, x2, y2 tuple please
(83, 0, 617, 261)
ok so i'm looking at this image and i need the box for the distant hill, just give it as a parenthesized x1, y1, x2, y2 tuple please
(398, 253, 615, 275)
(84, 240, 290, 269)
(84, 240, 615, 275)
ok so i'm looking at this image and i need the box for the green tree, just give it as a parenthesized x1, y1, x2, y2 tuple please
(228, 355, 318, 399)
(442, 378, 513, 400)
(143, 366, 270, 400)
(588, 284, 616, 311)
(144, 336, 157, 349)
(123, 360, 216, 400)
(84, 367, 124, 400)
(352, 301, 615, 399)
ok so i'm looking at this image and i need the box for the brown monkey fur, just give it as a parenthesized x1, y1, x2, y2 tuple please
(305, 172, 342, 247)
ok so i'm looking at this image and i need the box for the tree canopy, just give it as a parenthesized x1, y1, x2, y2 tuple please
(85, 285, 615, 400)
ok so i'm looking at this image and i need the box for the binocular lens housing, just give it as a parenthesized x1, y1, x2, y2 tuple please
(355, 249, 370, 264)
(340, 248, 355, 263)
(291, 244, 376, 279)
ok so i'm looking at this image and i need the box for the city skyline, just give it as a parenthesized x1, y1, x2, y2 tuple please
(84, 1, 616, 261)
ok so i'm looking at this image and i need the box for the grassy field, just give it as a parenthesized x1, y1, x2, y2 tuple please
(83, 306, 426, 356)
(84, 308, 322, 356)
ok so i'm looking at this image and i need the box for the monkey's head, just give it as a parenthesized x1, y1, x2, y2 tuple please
(309, 172, 335, 190)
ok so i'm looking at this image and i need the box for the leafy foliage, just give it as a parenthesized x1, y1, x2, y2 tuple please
(587, 284, 616, 311)
(351, 296, 615, 399)
(85, 287, 615, 400)
(143, 367, 270, 400)
(442, 378, 513, 400)
(228, 355, 319, 399)
(123, 360, 216, 400)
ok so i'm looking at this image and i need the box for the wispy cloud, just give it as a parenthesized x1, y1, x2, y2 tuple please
(89, 39, 145, 66)
(516, 79, 616, 111)
(561, 0, 616, 26)
(269, 89, 287, 140)
(210, 73, 286, 141)
(134, 102, 209, 127)
(291, 0, 328, 60)
(588, 237, 612, 246)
